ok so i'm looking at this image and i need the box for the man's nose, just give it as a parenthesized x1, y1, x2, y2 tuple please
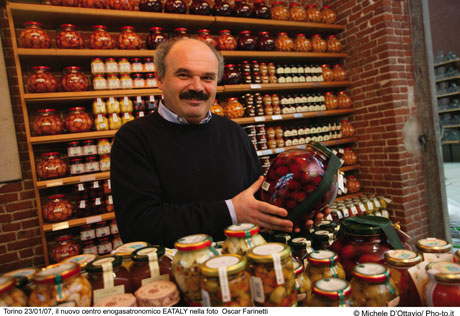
(190, 76, 204, 91)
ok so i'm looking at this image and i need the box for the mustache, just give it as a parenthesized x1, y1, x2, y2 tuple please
(179, 90, 209, 101)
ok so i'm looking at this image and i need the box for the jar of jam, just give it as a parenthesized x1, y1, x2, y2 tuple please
(144, 73, 156, 88)
(270, 1, 289, 20)
(117, 58, 131, 74)
(87, 256, 132, 303)
(98, 154, 110, 171)
(190, 0, 211, 15)
(130, 246, 173, 291)
(200, 254, 251, 307)
(29, 263, 91, 306)
(18, 22, 51, 48)
(133, 96, 146, 112)
(425, 262, 460, 307)
(143, 58, 155, 72)
(89, 25, 116, 49)
(97, 237, 112, 255)
(139, 0, 163, 12)
(66, 107, 93, 133)
(118, 26, 141, 50)
(96, 138, 111, 156)
(51, 234, 81, 263)
(305, 250, 346, 286)
(164, 0, 187, 13)
(91, 196, 105, 214)
(42, 194, 73, 223)
(76, 199, 91, 218)
(173, 27, 190, 40)
(94, 221, 110, 238)
(26, 66, 58, 93)
(320, 5, 337, 24)
(415, 238, 453, 262)
(311, 34, 327, 53)
(333, 64, 347, 81)
(82, 240, 97, 254)
(37, 152, 67, 180)
(109, 0, 134, 10)
(305, 4, 321, 23)
(289, 3, 306, 21)
(224, 97, 244, 119)
(291, 237, 312, 265)
(61, 66, 89, 92)
(213, 0, 233, 16)
(118, 97, 132, 113)
(217, 30, 237, 51)
(253, 0, 270, 19)
(223, 64, 240, 84)
(131, 73, 145, 88)
(104, 57, 118, 74)
(56, 24, 84, 49)
(103, 179, 112, 195)
(275, 32, 294, 52)
(80, 224, 96, 242)
(222, 223, 266, 255)
(172, 234, 218, 306)
(304, 278, 352, 306)
(80, 0, 108, 8)
(350, 263, 399, 307)
(146, 27, 169, 51)
(106, 74, 120, 90)
(234, 0, 252, 17)
(327, 35, 341, 53)
(32, 109, 63, 136)
(247, 243, 297, 306)
(105, 97, 120, 114)
(257, 32, 275, 51)
(113, 241, 150, 271)
(321, 64, 334, 81)
(74, 182, 89, 201)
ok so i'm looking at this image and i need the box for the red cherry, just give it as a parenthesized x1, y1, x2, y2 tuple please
(311, 176, 322, 186)
(289, 163, 301, 174)
(291, 191, 307, 203)
(300, 172, 312, 184)
(287, 180, 301, 191)
(278, 187, 290, 199)
(357, 253, 382, 264)
(303, 184, 316, 193)
(294, 156, 309, 170)
(272, 197, 285, 207)
(285, 199, 298, 210)
(275, 166, 289, 177)
(340, 245, 355, 260)
(273, 157, 287, 168)
(267, 169, 277, 180)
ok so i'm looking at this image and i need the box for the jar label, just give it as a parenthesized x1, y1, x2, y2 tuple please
(218, 266, 231, 303)
(98, 144, 111, 155)
(107, 179, 111, 190)
(121, 79, 133, 89)
(424, 253, 454, 263)
(96, 226, 110, 238)
(350, 206, 358, 215)
(71, 164, 85, 175)
(418, 238, 448, 247)
(132, 64, 143, 72)
(272, 253, 284, 285)
(93, 181, 99, 189)
(179, 234, 208, 244)
(83, 244, 97, 255)
(79, 200, 86, 208)
(119, 64, 131, 73)
(201, 289, 211, 307)
(315, 278, 347, 292)
(427, 261, 460, 274)
(408, 261, 429, 301)
(310, 250, 334, 260)
(85, 162, 100, 173)
(144, 64, 155, 72)
(68, 146, 82, 157)
(206, 256, 239, 269)
(80, 229, 96, 241)
(100, 160, 110, 171)
(83, 145, 97, 156)
(253, 243, 284, 256)
(91, 63, 105, 75)
(108, 195, 113, 205)
(141, 274, 169, 287)
(374, 199, 381, 208)
(250, 276, 265, 303)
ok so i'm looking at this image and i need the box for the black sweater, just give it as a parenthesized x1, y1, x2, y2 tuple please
(111, 111, 262, 247)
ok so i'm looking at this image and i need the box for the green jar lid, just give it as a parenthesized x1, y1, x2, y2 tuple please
(343, 215, 391, 235)
(87, 256, 122, 273)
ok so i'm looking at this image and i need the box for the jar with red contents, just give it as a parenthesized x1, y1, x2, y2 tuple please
(56, 24, 84, 49)
(333, 64, 347, 81)
(320, 6, 337, 24)
(43, 194, 73, 223)
(222, 65, 240, 84)
(270, 1, 289, 20)
(18, 22, 51, 49)
(65, 107, 93, 133)
(190, 0, 211, 15)
(321, 64, 334, 81)
(275, 32, 294, 52)
(89, 25, 116, 49)
(118, 26, 142, 50)
(139, 0, 163, 12)
(305, 4, 321, 23)
(198, 29, 217, 48)
(50, 0, 79, 7)
(80, 0, 108, 8)
(80, 225, 96, 242)
(26, 66, 59, 93)
(327, 35, 341, 53)
(91, 197, 106, 215)
(37, 152, 67, 180)
(237, 31, 256, 51)
(426, 262, 460, 307)
(338, 91, 352, 108)
(109, 0, 134, 10)
(257, 32, 275, 51)
(253, 0, 270, 19)
(343, 148, 358, 165)
(32, 109, 64, 136)
(61, 66, 89, 92)
(164, 0, 187, 14)
(213, 0, 233, 16)
(173, 27, 189, 39)
(217, 30, 237, 50)
(130, 246, 173, 291)
(52, 235, 81, 263)
(82, 240, 97, 255)
(346, 176, 361, 193)
(74, 183, 89, 201)
(89, 180, 103, 199)
(234, 0, 252, 17)
(311, 34, 327, 53)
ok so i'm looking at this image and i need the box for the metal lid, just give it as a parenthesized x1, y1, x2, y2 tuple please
(224, 223, 260, 238)
(246, 243, 291, 263)
(307, 250, 338, 266)
(175, 234, 212, 251)
(62, 254, 97, 270)
(312, 278, 351, 299)
(132, 246, 165, 262)
(34, 263, 80, 284)
(200, 254, 247, 277)
(384, 250, 422, 267)
(4, 268, 37, 283)
(415, 238, 452, 253)
(352, 263, 389, 283)
(112, 241, 149, 258)
(0, 276, 17, 295)
(87, 256, 122, 273)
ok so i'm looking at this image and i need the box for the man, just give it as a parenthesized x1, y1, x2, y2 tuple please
(111, 38, 324, 247)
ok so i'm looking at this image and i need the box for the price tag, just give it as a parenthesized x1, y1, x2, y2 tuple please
(293, 113, 304, 118)
(150, 95, 155, 102)
(296, 145, 306, 149)
(97, 98, 103, 106)
(80, 175, 96, 182)
(261, 149, 273, 156)
(86, 216, 102, 224)
(52, 222, 69, 231)
(315, 111, 325, 116)
(46, 180, 63, 187)
(312, 82, 321, 88)
(271, 115, 282, 120)
(137, 96, 142, 103)
(338, 173, 345, 192)
(275, 148, 284, 154)
(123, 96, 129, 105)
(254, 116, 266, 122)
(250, 84, 262, 89)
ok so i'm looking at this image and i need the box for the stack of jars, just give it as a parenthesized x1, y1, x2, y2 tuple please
(276, 64, 325, 83)
(73, 179, 113, 219)
(67, 138, 112, 176)
(80, 219, 121, 256)
(242, 124, 268, 151)
(26, 65, 89, 93)
(271, 2, 337, 24)
(328, 195, 391, 223)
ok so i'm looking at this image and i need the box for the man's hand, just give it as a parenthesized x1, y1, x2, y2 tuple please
(232, 176, 293, 232)
(294, 207, 331, 233)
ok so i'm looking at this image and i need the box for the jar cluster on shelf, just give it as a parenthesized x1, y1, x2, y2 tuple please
(329, 195, 390, 221)
(74, 179, 113, 217)
(80, 220, 121, 257)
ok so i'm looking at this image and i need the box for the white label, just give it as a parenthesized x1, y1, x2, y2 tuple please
(201, 289, 211, 307)
(310, 250, 334, 260)
(218, 267, 231, 302)
(83, 145, 97, 156)
(250, 84, 262, 89)
(179, 234, 208, 244)
(52, 222, 69, 231)
(253, 244, 284, 255)
(85, 162, 100, 173)
(367, 201, 374, 211)
(355, 263, 386, 275)
(254, 117, 265, 122)
(250, 276, 265, 304)
(342, 208, 349, 217)
(272, 253, 284, 285)
(68, 146, 82, 157)
(112, 113, 119, 122)
(86, 216, 102, 224)
(271, 115, 282, 120)
(350, 206, 358, 215)
(93, 285, 124, 303)
(146, 251, 160, 281)
(382, 210, 390, 218)
(374, 199, 381, 208)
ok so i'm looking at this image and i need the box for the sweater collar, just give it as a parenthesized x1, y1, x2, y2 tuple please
(158, 100, 212, 125)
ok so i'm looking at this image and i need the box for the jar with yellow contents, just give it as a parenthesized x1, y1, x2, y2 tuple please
(3, 268, 37, 298)
(201, 254, 252, 307)
(222, 223, 266, 255)
(293, 257, 311, 305)
(246, 243, 297, 306)
(224, 97, 245, 119)
(112, 241, 150, 271)
(107, 97, 121, 114)
(109, 113, 122, 130)
(305, 250, 346, 286)
(455, 250, 460, 263)
(415, 238, 453, 262)
(121, 112, 134, 125)
(95, 114, 109, 131)
(0, 276, 27, 307)
(93, 98, 107, 115)
(350, 263, 399, 307)
(305, 278, 352, 306)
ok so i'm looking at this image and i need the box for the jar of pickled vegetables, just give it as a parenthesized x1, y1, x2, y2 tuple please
(197, 29, 217, 48)
(26, 66, 59, 93)
(333, 64, 347, 81)
(384, 249, 423, 306)
(320, 5, 337, 24)
(93, 74, 107, 90)
(37, 152, 67, 180)
(105, 57, 119, 73)
(293, 258, 311, 304)
(304, 278, 352, 306)
(109, 0, 134, 10)
(80, 0, 108, 8)
(293, 33, 311, 52)
(29, 263, 92, 306)
(257, 32, 275, 51)
(172, 234, 218, 306)
(32, 109, 64, 136)
(415, 238, 453, 262)
(213, 0, 233, 16)
(146, 27, 168, 50)
(321, 64, 334, 81)
(56, 24, 84, 49)
(118, 26, 141, 50)
(139, 0, 163, 12)
(89, 25, 116, 49)
(120, 73, 133, 89)
(94, 114, 109, 131)
(275, 32, 293, 52)
(164, 0, 187, 14)
(222, 223, 266, 255)
(217, 30, 237, 51)
(130, 246, 172, 292)
(289, 3, 306, 21)
(66, 107, 93, 133)
(224, 97, 245, 119)
(234, 0, 252, 17)
(271, 1, 289, 20)
(0, 276, 27, 307)
(200, 255, 252, 308)
(305, 250, 346, 285)
(61, 66, 89, 92)
(190, 0, 211, 15)
(237, 31, 257, 51)
(18, 22, 51, 49)
(51, 234, 81, 263)
(3, 268, 37, 298)
(311, 34, 327, 53)
(305, 4, 321, 23)
(350, 263, 399, 307)
(253, 0, 270, 19)
(210, 100, 224, 116)
(121, 112, 133, 125)
(246, 243, 297, 306)
(106, 97, 120, 114)
(327, 35, 341, 53)
(43, 194, 73, 223)
(425, 262, 460, 307)
(109, 113, 122, 130)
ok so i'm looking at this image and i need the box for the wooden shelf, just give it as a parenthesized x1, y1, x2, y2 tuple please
(439, 107, 460, 114)
(437, 91, 460, 99)
(43, 212, 115, 232)
(436, 75, 460, 83)
(435, 59, 460, 68)
(37, 171, 110, 189)
(339, 164, 360, 172)
(443, 140, 460, 145)
(233, 109, 353, 125)
(443, 124, 460, 129)
(256, 137, 357, 156)
(30, 130, 117, 145)
(223, 81, 350, 93)
(335, 192, 363, 202)
(220, 51, 348, 61)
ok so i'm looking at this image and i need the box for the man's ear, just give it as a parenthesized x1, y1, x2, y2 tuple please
(156, 73, 163, 90)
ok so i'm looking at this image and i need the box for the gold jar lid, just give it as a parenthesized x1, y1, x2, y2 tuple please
(224, 223, 260, 238)
(313, 278, 351, 299)
(433, 262, 460, 283)
(352, 263, 389, 283)
(4, 268, 37, 283)
(384, 250, 422, 267)
(175, 234, 212, 251)
(200, 254, 247, 277)
(34, 263, 80, 284)
(307, 250, 339, 266)
(416, 238, 451, 253)
(247, 243, 291, 263)
(62, 254, 97, 270)
(112, 241, 150, 258)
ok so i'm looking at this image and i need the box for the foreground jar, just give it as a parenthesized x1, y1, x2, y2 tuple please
(222, 223, 266, 255)
(305, 250, 346, 284)
(43, 194, 73, 223)
(0, 276, 27, 307)
(130, 246, 172, 292)
(29, 263, 92, 306)
(415, 237, 453, 262)
(201, 254, 251, 307)
(425, 262, 460, 307)
(304, 278, 352, 306)
(247, 243, 297, 306)
(112, 241, 150, 271)
(18, 22, 51, 48)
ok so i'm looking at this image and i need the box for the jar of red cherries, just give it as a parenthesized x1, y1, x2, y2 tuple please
(253, 0, 270, 19)
(237, 31, 257, 51)
(164, 0, 187, 14)
(217, 30, 237, 50)
(26, 66, 59, 93)
(257, 32, 275, 51)
(32, 109, 64, 136)
(234, 0, 252, 17)
(146, 27, 168, 50)
(118, 26, 142, 50)
(139, 0, 163, 12)
(213, 0, 233, 16)
(56, 24, 84, 49)
(65, 107, 93, 133)
(89, 25, 116, 49)
(109, 0, 134, 10)
(18, 22, 51, 48)
(43, 194, 74, 223)
(60, 66, 89, 92)
(51, 235, 81, 263)
(190, 0, 211, 15)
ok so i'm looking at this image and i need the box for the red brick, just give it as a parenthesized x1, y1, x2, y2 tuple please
(19, 248, 34, 259)
(6, 200, 33, 212)
(12, 209, 36, 221)
(2, 222, 21, 232)
(0, 182, 22, 193)
(21, 218, 39, 229)
(0, 193, 18, 204)
(7, 237, 42, 251)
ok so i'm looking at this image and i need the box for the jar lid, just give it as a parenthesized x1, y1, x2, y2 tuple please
(112, 241, 150, 258)
(415, 238, 452, 253)
(83, 139, 95, 144)
(105, 57, 116, 61)
(246, 242, 291, 263)
(342, 215, 391, 235)
(258, 31, 269, 35)
(32, 66, 50, 71)
(144, 57, 153, 62)
(49, 194, 65, 199)
(289, 3, 299, 7)
(318, 220, 334, 230)
(254, 0, 265, 3)
(69, 107, 86, 111)
(305, 4, 317, 8)
(227, 97, 239, 101)
(34, 263, 80, 284)
(201, 254, 247, 277)
(38, 108, 56, 113)
(149, 26, 164, 31)
(174, 27, 187, 32)
(219, 29, 231, 34)
(56, 234, 73, 242)
(271, 233, 291, 244)
(98, 138, 109, 142)
(321, 5, 331, 9)
(132, 73, 144, 78)
(62, 254, 97, 270)
(290, 237, 308, 250)
(307, 250, 338, 266)
(431, 262, 460, 283)
(132, 245, 165, 262)
(87, 256, 122, 273)
(64, 66, 81, 71)
(272, 1, 284, 6)
(224, 223, 260, 238)
(59, 23, 77, 29)
(312, 230, 330, 241)
(278, 32, 288, 36)
(0, 276, 17, 295)
(175, 234, 212, 251)
(225, 64, 235, 67)
(93, 25, 107, 29)
(293, 257, 304, 275)
(328, 35, 337, 39)
(239, 30, 251, 34)
(312, 278, 351, 300)
(333, 64, 342, 68)
(25, 21, 43, 27)
(384, 250, 422, 267)
(145, 73, 155, 78)
(352, 263, 390, 283)
(198, 29, 210, 33)
(133, 281, 180, 307)
(4, 268, 37, 283)
(121, 26, 135, 31)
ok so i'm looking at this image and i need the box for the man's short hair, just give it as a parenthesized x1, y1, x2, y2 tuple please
(154, 38, 224, 82)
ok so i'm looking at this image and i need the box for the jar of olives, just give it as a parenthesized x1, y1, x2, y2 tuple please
(118, 26, 142, 50)
(222, 223, 266, 255)
(237, 31, 257, 51)
(197, 29, 217, 48)
(18, 22, 51, 49)
(217, 30, 237, 51)
(320, 5, 337, 24)
(253, 0, 270, 19)
(146, 27, 168, 50)
(61, 66, 89, 92)
(56, 24, 84, 49)
(190, 0, 211, 15)
(27, 66, 59, 93)
(293, 33, 312, 52)
(224, 97, 245, 119)
(305, 250, 346, 286)
(304, 278, 352, 306)
(305, 4, 321, 23)
(275, 32, 294, 52)
(66, 107, 93, 133)
(213, 0, 233, 16)
(51, 234, 81, 263)
(139, 0, 163, 12)
(289, 3, 306, 21)
(89, 25, 116, 49)
(234, 0, 252, 17)
(270, 1, 289, 20)
(43, 194, 74, 223)
(257, 32, 275, 51)
(164, 0, 187, 14)
(293, 258, 311, 304)
(109, 0, 134, 10)
(37, 152, 67, 180)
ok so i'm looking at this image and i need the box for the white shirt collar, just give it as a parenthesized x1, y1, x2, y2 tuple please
(157, 100, 212, 125)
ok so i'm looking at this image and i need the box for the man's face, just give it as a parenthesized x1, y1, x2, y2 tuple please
(157, 40, 219, 124)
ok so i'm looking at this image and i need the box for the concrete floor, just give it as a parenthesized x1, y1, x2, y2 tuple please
(444, 163, 460, 247)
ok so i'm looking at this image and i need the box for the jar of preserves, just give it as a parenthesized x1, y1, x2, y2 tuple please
(89, 25, 116, 49)
(96, 138, 111, 155)
(139, 0, 163, 12)
(143, 58, 155, 72)
(253, 0, 270, 19)
(130, 246, 173, 292)
(217, 30, 237, 51)
(164, 0, 187, 13)
(346, 176, 361, 193)
(106, 97, 121, 114)
(105, 195, 113, 212)
(118, 26, 142, 50)
(197, 29, 217, 48)
(113, 241, 150, 271)
(32, 109, 63, 136)
(90, 59, 105, 76)
(333, 64, 347, 81)
(29, 263, 91, 306)
(109, 113, 122, 130)
(223, 64, 241, 84)
(290, 237, 311, 265)
(224, 97, 245, 119)
(67, 141, 82, 158)
(337, 91, 352, 108)
(350, 263, 399, 307)
(106, 74, 120, 90)
(37, 152, 67, 180)
(87, 256, 132, 303)
(145, 73, 156, 88)
(257, 32, 275, 51)
(132, 73, 145, 88)
(80, 0, 108, 8)
(74, 182, 89, 200)
(415, 238, 453, 262)
(311, 34, 327, 53)
(289, 3, 306, 21)
(320, 5, 337, 24)
(18, 22, 51, 49)
(61, 66, 89, 92)
(117, 58, 131, 74)
(94, 114, 109, 131)
(104, 58, 118, 74)
(271, 1, 289, 20)
(146, 27, 168, 50)
(89, 180, 103, 199)
(66, 107, 93, 133)
(213, 0, 233, 16)
(305, 250, 346, 286)
(210, 100, 224, 116)
(56, 24, 84, 49)
(425, 262, 460, 307)
(97, 237, 113, 255)
(109, 0, 134, 10)
(43, 194, 73, 223)
(119, 73, 133, 89)
(51, 234, 81, 263)
(247, 243, 297, 306)
(26, 66, 58, 93)
(135, 96, 146, 112)
(80, 224, 96, 242)
(97, 154, 110, 171)
(324, 91, 338, 110)
(173, 27, 189, 39)
(293, 33, 311, 52)
(92, 74, 107, 90)
(222, 223, 266, 255)
(384, 249, 423, 306)
(275, 32, 294, 52)
(91, 196, 106, 214)
(304, 278, 352, 306)
(121, 112, 134, 125)
(200, 254, 251, 307)
(305, 4, 321, 23)
(321, 64, 334, 81)
(190, 0, 211, 15)
(0, 276, 27, 307)
(172, 234, 218, 306)
(234, 0, 252, 17)
(94, 221, 110, 238)
(76, 199, 92, 218)
(293, 258, 311, 304)
(119, 96, 133, 113)
(327, 35, 341, 53)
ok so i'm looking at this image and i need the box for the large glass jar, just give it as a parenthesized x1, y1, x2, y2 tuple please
(43, 194, 73, 223)
(384, 249, 423, 306)
(139, 0, 163, 12)
(190, 0, 211, 15)
(164, 0, 187, 14)
(321, 64, 334, 81)
(425, 262, 460, 307)
(293, 258, 311, 304)
(130, 246, 173, 292)
(253, 0, 270, 19)
(51, 234, 81, 263)
(311, 34, 327, 52)
(289, 3, 306, 21)
(37, 152, 67, 180)
(305, 4, 321, 23)
(275, 32, 294, 52)
(222, 223, 266, 255)
(234, 0, 252, 17)
(333, 64, 347, 81)
(32, 109, 63, 136)
(455, 250, 460, 263)
(350, 263, 399, 307)
(320, 5, 337, 24)
(415, 238, 453, 262)
(304, 278, 352, 306)
(29, 263, 91, 306)
(200, 254, 252, 307)
(18, 22, 51, 49)
(213, 0, 233, 16)
(324, 91, 338, 110)
(247, 243, 297, 306)
(210, 99, 224, 116)
(26, 66, 58, 93)
(87, 256, 132, 303)
(327, 35, 341, 53)
(338, 91, 352, 108)
(237, 31, 256, 51)
(172, 234, 217, 306)
(257, 32, 275, 51)
(80, 0, 108, 8)
(173, 27, 190, 39)
(343, 148, 358, 165)
(61, 66, 89, 92)
(293, 33, 312, 52)
(217, 30, 237, 51)
(224, 97, 245, 119)
(65, 107, 93, 133)
(118, 26, 142, 50)
(3, 268, 37, 298)
(270, 1, 289, 20)
(198, 29, 217, 48)
(89, 25, 115, 49)
(56, 24, 84, 49)
(109, 0, 134, 10)
(305, 250, 346, 285)
(0, 276, 27, 307)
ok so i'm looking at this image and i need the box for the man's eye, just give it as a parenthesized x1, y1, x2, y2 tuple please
(203, 76, 215, 81)
(177, 73, 189, 78)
